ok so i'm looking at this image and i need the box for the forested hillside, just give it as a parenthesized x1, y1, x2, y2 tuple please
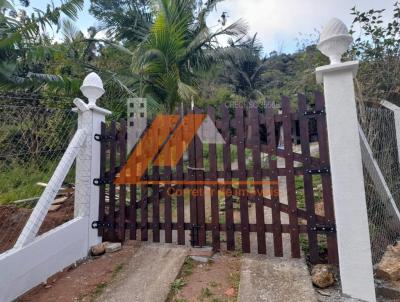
(0, 0, 399, 110)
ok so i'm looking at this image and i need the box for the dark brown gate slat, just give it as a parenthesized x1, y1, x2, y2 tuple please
(164, 121, 173, 243)
(175, 115, 185, 245)
(188, 112, 198, 246)
(298, 95, 318, 263)
(235, 107, 250, 253)
(281, 97, 301, 258)
(140, 182, 148, 241)
(221, 104, 235, 250)
(315, 91, 338, 264)
(118, 119, 127, 242)
(176, 156, 185, 245)
(208, 106, 220, 251)
(249, 106, 266, 254)
(194, 109, 206, 246)
(152, 125, 160, 242)
(129, 183, 137, 240)
(108, 121, 117, 241)
(266, 107, 283, 257)
(140, 136, 149, 241)
(98, 122, 106, 237)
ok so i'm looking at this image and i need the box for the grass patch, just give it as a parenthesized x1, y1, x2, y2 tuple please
(93, 282, 107, 296)
(170, 278, 187, 295)
(199, 287, 213, 299)
(300, 234, 329, 259)
(295, 175, 323, 210)
(167, 257, 198, 301)
(0, 161, 75, 205)
(181, 257, 195, 277)
(112, 263, 124, 278)
(209, 281, 218, 288)
(229, 271, 241, 293)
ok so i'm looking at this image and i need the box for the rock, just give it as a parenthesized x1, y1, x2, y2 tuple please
(311, 264, 335, 288)
(48, 204, 61, 212)
(376, 242, 400, 280)
(224, 288, 235, 297)
(190, 255, 209, 263)
(188, 246, 213, 257)
(376, 283, 400, 301)
(91, 243, 106, 256)
(105, 242, 122, 253)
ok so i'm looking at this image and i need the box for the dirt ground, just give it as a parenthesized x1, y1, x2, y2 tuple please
(168, 252, 242, 302)
(16, 242, 241, 302)
(18, 241, 140, 302)
(0, 197, 74, 253)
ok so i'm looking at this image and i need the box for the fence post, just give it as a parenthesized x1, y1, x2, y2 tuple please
(380, 100, 400, 166)
(316, 19, 376, 301)
(74, 72, 111, 251)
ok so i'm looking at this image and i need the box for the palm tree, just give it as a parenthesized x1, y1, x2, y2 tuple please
(221, 34, 268, 102)
(0, 0, 84, 91)
(96, 0, 247, 112)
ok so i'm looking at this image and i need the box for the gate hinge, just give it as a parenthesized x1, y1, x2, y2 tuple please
(310, 224, 336, 233)
(303, 109, 325, 116)
(94, 134, 114, 142)
(93, 178, 112, 186)
(92, 220, 115, 229)
(305, 167, 330, 174)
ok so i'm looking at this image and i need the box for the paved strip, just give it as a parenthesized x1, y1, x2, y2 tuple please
(238, 254, 317, 302)
(97, 243, 188, 302)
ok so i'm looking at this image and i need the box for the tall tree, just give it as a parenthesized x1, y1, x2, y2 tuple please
(220, 34, 267, 101)
(133, 0, 247, 111)
(349, 1, 400, 104)
(0, 0, 84, 91)
(89, 0, 153, 45)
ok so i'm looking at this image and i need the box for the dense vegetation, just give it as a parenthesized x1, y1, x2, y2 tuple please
(0, 0, 399, 204)
(1, 0, 398, 108)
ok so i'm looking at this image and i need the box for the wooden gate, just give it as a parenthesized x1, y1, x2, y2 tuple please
(94, 92, 338, 264)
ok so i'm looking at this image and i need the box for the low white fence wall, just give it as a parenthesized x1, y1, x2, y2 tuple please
(0, 217, 88, 301)
(0, 72, 110, 302)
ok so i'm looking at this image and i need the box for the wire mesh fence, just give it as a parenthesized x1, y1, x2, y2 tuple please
(0, 104, 78, 253)
(359, 104, 400, 264)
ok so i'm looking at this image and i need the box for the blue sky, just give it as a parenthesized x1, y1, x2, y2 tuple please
(30, 0, 395, 54)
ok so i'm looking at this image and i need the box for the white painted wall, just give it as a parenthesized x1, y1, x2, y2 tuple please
(0, 218, 88, 302)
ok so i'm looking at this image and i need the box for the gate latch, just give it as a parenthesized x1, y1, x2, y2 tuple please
(310, 224, 336, 233)
(190, 224, 201, 247)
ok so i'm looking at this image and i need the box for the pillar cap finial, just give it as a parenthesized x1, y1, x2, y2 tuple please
(80, 72, 105, 105)
(317, 18, 353, 65)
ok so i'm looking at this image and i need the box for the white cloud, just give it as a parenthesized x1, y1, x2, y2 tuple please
(207, 0, 394, 53)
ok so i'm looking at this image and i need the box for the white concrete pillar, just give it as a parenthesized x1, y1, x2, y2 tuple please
(74, 72, 111, 250)
(316, 19, 376, 302)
